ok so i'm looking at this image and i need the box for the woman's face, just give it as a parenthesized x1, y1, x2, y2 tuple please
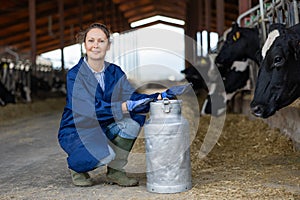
(84, 28, 110, 61)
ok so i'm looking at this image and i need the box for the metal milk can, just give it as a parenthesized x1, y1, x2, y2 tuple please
(144, 99, 192, 193)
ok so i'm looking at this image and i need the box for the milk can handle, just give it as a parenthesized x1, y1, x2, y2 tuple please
(162, 98, 172, 113)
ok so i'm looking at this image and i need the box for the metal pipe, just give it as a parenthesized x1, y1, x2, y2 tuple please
(237, 4, 260, 25)
(265, 0, 283, 17)
(5, 47, 19, 62)
(237, 0, 282, 26)
(293, 0, 299, 24)
(259, 0, 267, 40)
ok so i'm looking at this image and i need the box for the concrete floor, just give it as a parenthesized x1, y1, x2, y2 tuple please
(0, 111, 191, 200)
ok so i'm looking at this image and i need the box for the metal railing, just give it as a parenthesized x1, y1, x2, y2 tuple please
(237, 0, 300, 42)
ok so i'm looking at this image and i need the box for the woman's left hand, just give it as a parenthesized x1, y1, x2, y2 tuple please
(126, 98, 154, 113)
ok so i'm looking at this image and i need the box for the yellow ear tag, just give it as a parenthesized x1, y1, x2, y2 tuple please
(233, 32, 240, 41)
(236, 31, 240, 39)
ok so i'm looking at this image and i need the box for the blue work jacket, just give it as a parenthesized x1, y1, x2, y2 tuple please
(58, 58, 159, 172)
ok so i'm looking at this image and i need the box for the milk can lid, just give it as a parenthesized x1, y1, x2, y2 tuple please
(150, 98, 182, 113)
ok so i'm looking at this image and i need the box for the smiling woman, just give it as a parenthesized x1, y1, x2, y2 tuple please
(79, 23, 111, 72)
(56, 22, 190, 188)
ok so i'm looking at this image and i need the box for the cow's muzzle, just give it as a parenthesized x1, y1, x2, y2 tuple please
(250, 102, 277, 118)
(250, 104, 264, 118)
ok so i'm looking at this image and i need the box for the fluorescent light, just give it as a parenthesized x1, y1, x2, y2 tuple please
(130, 15, 185, 28)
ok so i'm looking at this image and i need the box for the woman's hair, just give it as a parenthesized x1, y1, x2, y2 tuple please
(76, 23, 111, 43)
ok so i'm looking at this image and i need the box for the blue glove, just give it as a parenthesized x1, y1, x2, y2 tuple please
(161, 83, 192, 99)
(126, 98, 154, 113)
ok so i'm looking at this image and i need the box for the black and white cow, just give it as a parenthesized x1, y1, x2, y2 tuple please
(181, 56, 210, 93)
(200, 22, 261, 115)
(181, 55, 226, 116)
(182, 23, 260, 115)
(201, 22, 259, 115)
(0, 82, 15, 106)
(30, 75, 52, 96)
(201, 59, 251, 115)
(250, 23, 300, 118)
(51, 76, 66, 95)
(215, 22, 260, 66)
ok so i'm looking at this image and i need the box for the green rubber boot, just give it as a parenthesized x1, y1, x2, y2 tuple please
(70, 169, 93, 187)
(106, 136, 139, 187)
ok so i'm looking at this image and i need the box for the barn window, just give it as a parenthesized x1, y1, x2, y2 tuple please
(130, 15, 185, 28)
(197, 31, 219, 56)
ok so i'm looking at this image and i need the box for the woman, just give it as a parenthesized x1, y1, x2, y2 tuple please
(58, 22, 190, 187)
(58, 23, 162, 187)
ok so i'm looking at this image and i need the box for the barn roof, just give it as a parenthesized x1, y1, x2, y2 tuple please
(0, 0, 258, 60)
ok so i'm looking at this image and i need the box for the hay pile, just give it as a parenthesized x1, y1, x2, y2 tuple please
(133, 97, 300, 198)
(0, 97, 65, 125)
(187, 114, 300, 199)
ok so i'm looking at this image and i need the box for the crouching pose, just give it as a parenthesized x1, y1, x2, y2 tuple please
(58, 22, 190, 187)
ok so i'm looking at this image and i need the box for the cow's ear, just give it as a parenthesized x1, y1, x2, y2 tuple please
(268, 23, 286, 34)
(232, 22, 239, 30)
(288, 39, 300, 60)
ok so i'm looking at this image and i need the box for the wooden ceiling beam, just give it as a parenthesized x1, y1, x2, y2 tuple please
(156, 6, 185, 18)
(18, 29, 79, 55)
(4, 17, 86, 51)
(127, 11, 158, 23)
(154, 0, 186, 11)
(118, 0, 153, 12)
(0, 0, 242, 56)
(156, 11, 186, 21)
(112, 0, 136, 4)
(0, 1, 125, 40)
(10, 12, 128, 54)
(124, 4, 156, 19)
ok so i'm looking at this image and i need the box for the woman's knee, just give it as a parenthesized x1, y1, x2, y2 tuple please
(116, 118, 141, 139)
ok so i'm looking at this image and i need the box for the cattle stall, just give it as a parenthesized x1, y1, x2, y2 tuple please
(0, 52, 66, 106)
(212, 0, 300, 114)
(0, 0, 300, 199)
(230, 0, 300, 148)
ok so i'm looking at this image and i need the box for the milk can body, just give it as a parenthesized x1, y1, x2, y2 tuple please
(144, 99, 192, 193)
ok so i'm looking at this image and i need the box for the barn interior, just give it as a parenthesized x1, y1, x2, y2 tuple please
(1, 0, 300, 199)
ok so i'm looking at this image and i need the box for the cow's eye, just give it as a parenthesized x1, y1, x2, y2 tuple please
(274, 56, 282, 63)
(274, 56, 284, 67)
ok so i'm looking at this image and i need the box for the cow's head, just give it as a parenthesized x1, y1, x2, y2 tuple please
(250, 24, 300, 118)
(215, 22, 260, 66)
